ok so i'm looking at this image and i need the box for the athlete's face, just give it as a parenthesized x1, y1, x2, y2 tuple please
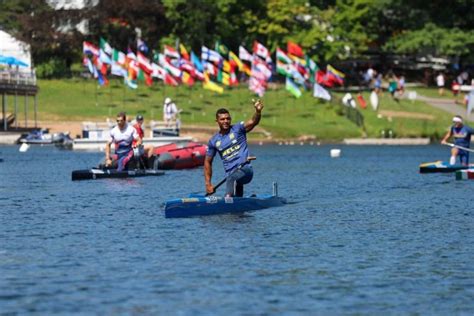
(216, 113, 231, 132)
(116, 116, 126, 128)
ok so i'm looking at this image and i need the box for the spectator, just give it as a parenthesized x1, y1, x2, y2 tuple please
(436, 73, 445, 96)
(163, 97, 179, 127)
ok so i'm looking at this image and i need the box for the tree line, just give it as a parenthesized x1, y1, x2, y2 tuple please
(1, 0, 473, 75)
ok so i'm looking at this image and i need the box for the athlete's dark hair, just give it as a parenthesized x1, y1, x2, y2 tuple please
(117, 112, 127, 120)
(215, 108, 230, 118)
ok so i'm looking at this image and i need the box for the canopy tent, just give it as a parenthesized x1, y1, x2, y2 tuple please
(0, 55, 29, 67)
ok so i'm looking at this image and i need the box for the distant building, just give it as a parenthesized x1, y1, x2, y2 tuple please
(0, 30, 31, 71)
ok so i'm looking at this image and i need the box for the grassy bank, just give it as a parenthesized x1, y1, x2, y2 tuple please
(6, 79, 453, 140)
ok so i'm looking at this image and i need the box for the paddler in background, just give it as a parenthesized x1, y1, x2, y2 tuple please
(132, 114, 154, 159)
(105, 112, 141, 171)
(441, 115, 474, 165)
(204, 99, 264, 197)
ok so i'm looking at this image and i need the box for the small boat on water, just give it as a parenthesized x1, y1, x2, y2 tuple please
(72, 168, 165, 181)
(455, 169, 474, 180)
(419, 161, 473, 173)
(164, 183, 286, 218)
(152, 141, 206, 170)
(18, 129, 73, 148)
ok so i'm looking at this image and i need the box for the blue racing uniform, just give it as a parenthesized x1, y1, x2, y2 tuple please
(206, 122, 253, 196)
(452, 124, 473, 164)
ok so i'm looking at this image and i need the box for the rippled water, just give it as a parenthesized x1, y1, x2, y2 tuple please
(1, 144, 473, 314)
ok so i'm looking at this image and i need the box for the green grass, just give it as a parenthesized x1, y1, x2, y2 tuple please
(5, 79, 454, 140)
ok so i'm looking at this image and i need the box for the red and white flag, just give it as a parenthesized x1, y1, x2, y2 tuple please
(164, 45, 180, 59)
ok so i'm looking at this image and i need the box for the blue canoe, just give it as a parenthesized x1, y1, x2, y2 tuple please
(164, 183, 286, 218)
(419, 161, 474, 173)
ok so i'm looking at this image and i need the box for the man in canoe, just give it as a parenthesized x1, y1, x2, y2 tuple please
(204, 99, 264, 197)
(105, 112, 141, 171)
(441, 115, 474, 165)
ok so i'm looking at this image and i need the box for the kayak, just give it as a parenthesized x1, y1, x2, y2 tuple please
(164, 183, 286, 218)
(455, 169, 474, 180)
(71, 168, 165, 181)
(419, 161, 473, 173)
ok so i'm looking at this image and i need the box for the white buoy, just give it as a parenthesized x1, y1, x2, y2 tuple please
(330, 149, 341, 158)
(19, 143, 30, 152)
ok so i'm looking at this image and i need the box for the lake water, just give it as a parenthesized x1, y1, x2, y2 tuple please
(1, 144, 473, 314)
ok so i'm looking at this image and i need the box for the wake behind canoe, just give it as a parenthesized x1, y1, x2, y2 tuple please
(72, 168, 165, 181)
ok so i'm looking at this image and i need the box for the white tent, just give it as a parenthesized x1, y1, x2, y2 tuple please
(0, 30, 31, 71)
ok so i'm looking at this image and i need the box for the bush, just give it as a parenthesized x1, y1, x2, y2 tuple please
(36, 60, 68, 79)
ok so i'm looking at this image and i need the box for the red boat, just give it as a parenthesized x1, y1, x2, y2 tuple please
(152, 141, 207, 170)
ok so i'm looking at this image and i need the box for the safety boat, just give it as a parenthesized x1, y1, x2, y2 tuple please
(152, 141, 206, 170)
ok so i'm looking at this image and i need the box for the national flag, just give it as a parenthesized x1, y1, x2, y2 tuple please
(126, 48, 137, 62)
(99, 49, 112, 64)
(83, 57, 95, 75)
(111, 62, 127, 77)
(97, 69, 108, 86)
(159, 54, 182, 78)
(327, 64, 345, 84)
(239, 46, 253, 62)
(253, 41, 270, 60)
(203, 61, 217, 76)
(179, 58, 196, 76)
(313, 83, 331, 101)
(137, 38, 149, 54)
(164, 45, 180, 59)
(201, 46, 222, 63)
(287, 41, 304, 58)
(215, 41, 229, 56)
(229, 51, 243, 71)
(191, 51, 203, 72)
(179, 44, 190, 60)
(137, 52, 153, 74)
(306, 56, 318, 83)
(276, 48, 292, 64)
(164, 73, 179, 86)
(83, 41, 99, 56)
(100, 38, 113, 56)
(181, 71, 194, 86)
(217, 69, 230, 86)
(276, 60, 291, 77)
(252, 58, 272, 80)
(151, 63, 166, 79)
(249, 77, 266, 97)
(286, 77, 301, 98)
(203, 73, 224, 93)
(112, 49, 126, 65)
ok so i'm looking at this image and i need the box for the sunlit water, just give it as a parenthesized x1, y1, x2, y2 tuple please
(1, 144, 473, 314)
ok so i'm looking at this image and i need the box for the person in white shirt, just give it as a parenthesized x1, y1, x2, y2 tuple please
(105, 112, 141, 171)
(436, 73, 445, 96)
(163, 97, 179, 127)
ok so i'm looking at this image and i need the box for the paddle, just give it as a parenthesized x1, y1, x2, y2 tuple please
(444, 142, 474, 153)
(206, 156, 256, 196)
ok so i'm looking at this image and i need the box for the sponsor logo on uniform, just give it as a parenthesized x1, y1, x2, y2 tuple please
(224, 197, 234, 204)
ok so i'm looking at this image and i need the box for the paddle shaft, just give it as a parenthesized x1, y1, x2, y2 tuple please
(445, 142, 474, 153)
(206, 156, 256, 196)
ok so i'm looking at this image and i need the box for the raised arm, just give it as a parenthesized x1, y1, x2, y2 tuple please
(244, 99, 264, 132)
(204, 155, 214, 194)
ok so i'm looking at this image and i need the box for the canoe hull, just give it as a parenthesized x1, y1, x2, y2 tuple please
(419, 161, 472, 173)
(72, 168, 165, 181)
(455, 169, 474, 180)
(164, 194, 286, 218)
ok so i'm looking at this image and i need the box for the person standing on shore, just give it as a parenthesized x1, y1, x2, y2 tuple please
(441, 115, 473, 165)
(105, 112, 141, 171)
(436, 73, 445, 96)
(163, 97, 179, 127)
(204, 99, 264, 197)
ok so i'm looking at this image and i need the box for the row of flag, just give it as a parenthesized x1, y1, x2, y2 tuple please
(82, 38, 345, 101)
